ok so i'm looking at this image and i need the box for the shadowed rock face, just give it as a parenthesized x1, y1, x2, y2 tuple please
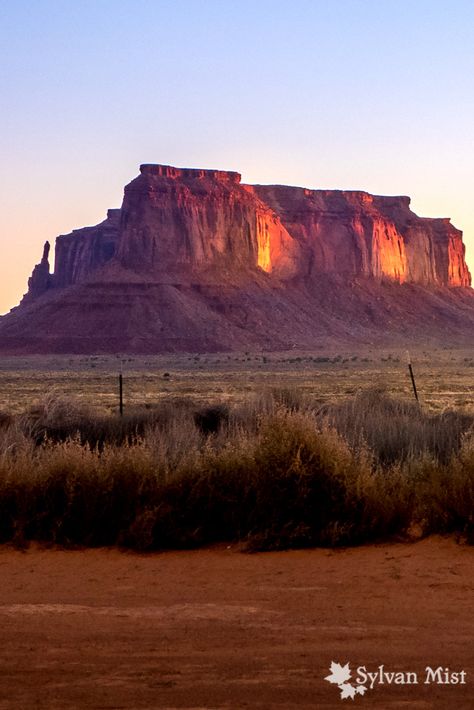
(20, 241, 52, 305)
(1, 163, 472, 354)
(54, 208, 121, 288)
(18, 209, 121, 302)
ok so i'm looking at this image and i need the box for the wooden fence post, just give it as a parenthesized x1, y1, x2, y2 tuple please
(406, 351, 419, 403)
(119, 372, 124, 416)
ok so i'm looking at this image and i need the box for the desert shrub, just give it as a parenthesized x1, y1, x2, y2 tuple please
(20, 393, 197, 449)
(20, 392, 92, 441)
(165, 412, 355, 548)
(319, 387, 474, 464)
(0, 439, 157, 546)
(0, 388, 473, 551)
(193, 404, 229, 434)
(244, 410, 355, 548)
(146, 409, 204, 480)
(410, 435, 474, 542)
(270, 387, 308, 411)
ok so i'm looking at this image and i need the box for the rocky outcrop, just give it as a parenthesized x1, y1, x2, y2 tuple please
(371, 195, 470, 286)
(20, 241, 52, 305)
(20, 209, 121, 306)
(54, 208, 121, 288)
(252, 187, 471, 287)
(21, 165, 471, 296)
(2, 162, 472, 354)
(117, 164, 298, 279)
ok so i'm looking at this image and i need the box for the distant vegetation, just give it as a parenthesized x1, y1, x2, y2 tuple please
(0, 388, 473, 550)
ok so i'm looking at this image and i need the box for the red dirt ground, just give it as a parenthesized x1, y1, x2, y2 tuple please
(0, 537, 472, 709)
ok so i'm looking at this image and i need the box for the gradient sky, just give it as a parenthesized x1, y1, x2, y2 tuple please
(1, 0, 473, 314)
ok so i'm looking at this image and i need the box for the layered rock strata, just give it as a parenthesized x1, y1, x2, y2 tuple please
(1, 163, 472, 353)
(22, 165, 470, 301)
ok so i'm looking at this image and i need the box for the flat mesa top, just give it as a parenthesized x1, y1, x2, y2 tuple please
(137, 165, 416, 206)
(139, 163, 241, 183)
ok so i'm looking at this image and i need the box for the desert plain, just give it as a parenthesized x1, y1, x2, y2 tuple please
(1, 347, 473, 414)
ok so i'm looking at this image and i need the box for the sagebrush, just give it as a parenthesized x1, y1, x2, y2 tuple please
(0, 388, 472, 550)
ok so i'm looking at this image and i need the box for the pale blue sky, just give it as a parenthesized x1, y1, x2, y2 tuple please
(1, 0, 473, 312)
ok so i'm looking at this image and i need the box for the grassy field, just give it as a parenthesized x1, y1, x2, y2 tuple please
(1, 348, 474, 415)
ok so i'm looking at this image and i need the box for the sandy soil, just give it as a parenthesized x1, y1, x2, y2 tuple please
(0, 538, 472, 709)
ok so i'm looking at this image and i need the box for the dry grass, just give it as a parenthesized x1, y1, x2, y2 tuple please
(318, 387, 473, 464)
(1, 348, 474, 415)
(0, 386, 473, 550)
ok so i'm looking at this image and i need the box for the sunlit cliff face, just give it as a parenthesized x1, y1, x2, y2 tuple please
(256, 213, 272, 272)
(371, 220, 407, 283)
(252, 184, 471, 287)
(255, 209, 300, 277)
(448, 235, 471, 286)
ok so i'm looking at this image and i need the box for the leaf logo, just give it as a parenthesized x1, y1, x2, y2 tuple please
(324, 661, 367, 700)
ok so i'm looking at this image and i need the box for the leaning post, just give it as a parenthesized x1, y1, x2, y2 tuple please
(406, 350, 419, 403)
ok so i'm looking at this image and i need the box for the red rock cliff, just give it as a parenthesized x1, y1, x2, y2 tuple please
(116, 164, 298, 279)
(20, 241, 52, 305)
(54, 208, 121, 288)
(20, 164, 471, 304)
(3, 163, 474, 354)
(252, 186, 471, 287)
